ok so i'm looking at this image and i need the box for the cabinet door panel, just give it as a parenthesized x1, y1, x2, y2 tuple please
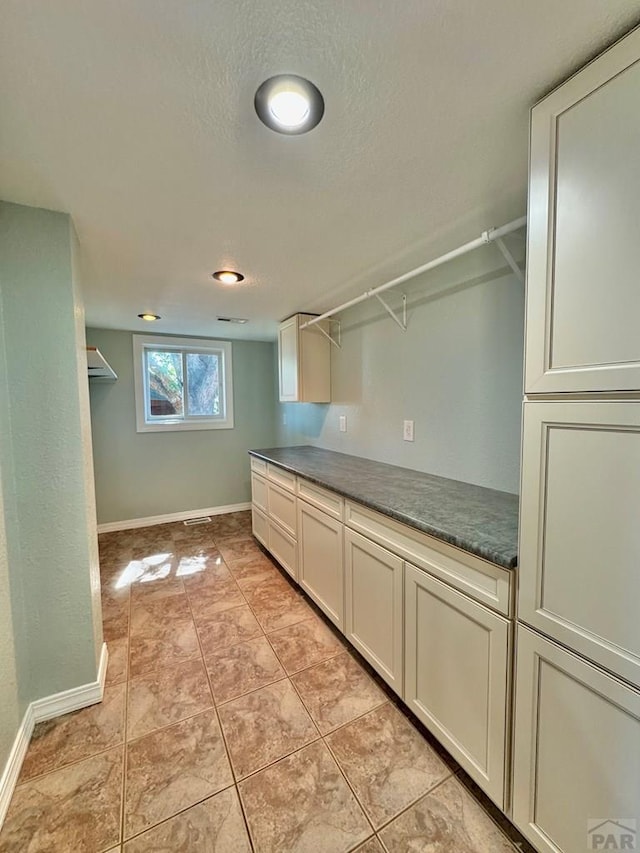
(269, 519, 297, 582)
(344, 529, 403, 695)
(267, 482, 297, 538)
(251, 472, 268, 513)
(513, 627, 640, 853)
(297, 500, 344, 629)
(251, 505, 269, 548)
(278, 317, 299, 401)
(405, 563, 509, 807)
(519, 401, 640, 688)
(526, 29, 640, 393)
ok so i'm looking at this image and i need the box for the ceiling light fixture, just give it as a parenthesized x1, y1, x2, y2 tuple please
(212, 270, 245, 285)
(217, 317, 248, 324)
(138, 313, 161, 321)
(255, 75, 324, 135)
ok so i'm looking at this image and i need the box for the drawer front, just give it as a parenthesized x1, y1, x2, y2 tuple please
(251, 505, 269, 548)
(250, 472, 268, 513)
(297, 478, 344, 520)
(267, 482, 297, 538)
(269, 519, 298, 581)
(267, 463, 297, 493)
(345, 501, 512, 616)
(250, 456, 267, 475)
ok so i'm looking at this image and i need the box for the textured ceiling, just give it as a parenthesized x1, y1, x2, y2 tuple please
(1, 1, 639, 340)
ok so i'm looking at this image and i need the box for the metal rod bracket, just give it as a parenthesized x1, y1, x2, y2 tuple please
(315, 321, 342, 349)
(375, 293, 407, 331)
(494, 237, 525, 284)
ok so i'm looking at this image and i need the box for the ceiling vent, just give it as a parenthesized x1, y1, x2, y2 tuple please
(217, 317, 248, 324)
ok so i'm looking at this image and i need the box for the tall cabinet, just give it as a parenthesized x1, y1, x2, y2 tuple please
(513, 27, 640, 853)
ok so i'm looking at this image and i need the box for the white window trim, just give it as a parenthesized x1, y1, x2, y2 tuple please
(133, 334, 234, 433)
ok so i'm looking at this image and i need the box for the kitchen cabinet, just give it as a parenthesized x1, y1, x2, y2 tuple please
(251, 504, 269, 548)
(268, 519, 298, 582)
(512, 626, 640, 853)
(519, 400, 640, 689)
(344, 528, 404, 695)
(525, 28, 640, 394)
(405, 563, 511, 808)
(297, 498, 344, 629)
(278, 313, 331, 402)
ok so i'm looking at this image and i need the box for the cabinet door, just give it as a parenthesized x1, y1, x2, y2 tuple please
(405, 563, 510, 807)
(519, 401, 640, 688)
(512, 626, 640, 853)
(251, 505, 269, 548)
(267, 481, 297, 538)
(297, 499, 344, 630)
(278, 316, 299, 401)
(344, 529, 403, 695)
(526, 28, 640, 394)
(269, 519, 297, 582)
(251, 472, 268, 514)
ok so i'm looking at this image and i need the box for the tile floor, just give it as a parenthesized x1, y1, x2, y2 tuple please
(0, 511, 530, 852)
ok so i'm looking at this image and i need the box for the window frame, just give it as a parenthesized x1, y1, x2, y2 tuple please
(133, 334, 234, 433)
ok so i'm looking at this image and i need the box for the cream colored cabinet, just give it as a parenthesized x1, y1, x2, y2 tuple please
(297, 498, 344, 629)
(405, 563, 510, 808)
(250, 472, 268, 514)
(519, 401, 640, 689)
(266, 481, 297, 538)
(251, 505, 269, 548)
(268, 519, 298, 581)
(526, 29, 640, 394)
(512, 626, 640, 853)
(344, 529, 403, 695)
(278, 313, 331, 403)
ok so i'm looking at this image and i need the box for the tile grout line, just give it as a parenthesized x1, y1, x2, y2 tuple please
(119, 571, 133, 848)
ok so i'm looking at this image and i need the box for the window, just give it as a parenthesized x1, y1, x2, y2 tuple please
(133, 335, 234, 432)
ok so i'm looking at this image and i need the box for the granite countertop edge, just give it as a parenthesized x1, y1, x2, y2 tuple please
(249, 447, 518, 570)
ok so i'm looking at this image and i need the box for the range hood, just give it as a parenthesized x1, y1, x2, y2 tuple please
(87, 346, 117, 380)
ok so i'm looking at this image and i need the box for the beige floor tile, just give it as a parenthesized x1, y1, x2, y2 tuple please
(180, 560, 232, 592)
(252, 593, 317, 633)
(188, 582, 246, 621)
(129, 617, 201, 677)
(124, 709, 233, 839)
(20, 684, 126, 781)
(217, 538, 264, 564)
(130, 576, 186, 600)
(227, 555, 279, 587)
(197, 604, 263, 655)
(105, 637, 129, 686)
(354, 837, 385, 852)
(0, 747, 123, 852)
(378, 776, 514, 852)
(123, 788, 251, 852)
(267, 617, 344, 674)
(326, 704, 451, 828)
(127, 658, 213, 740)
(204, 635, 285, 703)
(218, 678, 318, 779)
(103, 604, 130, 641)
(239, 740, 371, 853)
(130, 593, 192, 636)
(239, 574, 292, 606)
(291, 652, 387, 733)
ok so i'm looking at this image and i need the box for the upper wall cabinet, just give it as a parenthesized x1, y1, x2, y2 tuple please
(525, 28, 640, 394)
(278, 313, 331, 403)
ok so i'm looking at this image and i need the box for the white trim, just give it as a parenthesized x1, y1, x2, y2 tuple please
(0, 642, 108, 828)
(31, 643, 108, 723)
(0, 706, 34, 827)
(97, 502, 252, 533)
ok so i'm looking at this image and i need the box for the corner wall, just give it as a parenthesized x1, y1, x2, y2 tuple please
(87, 329, 277, 525)
(277, 244, 525, 495)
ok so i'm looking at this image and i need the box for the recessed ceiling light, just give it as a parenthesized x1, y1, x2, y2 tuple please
(138, 313, 161, 321)
(212, 270, 245, 285)
(255, 75, 324, 135)
(217, 317, 248, 324)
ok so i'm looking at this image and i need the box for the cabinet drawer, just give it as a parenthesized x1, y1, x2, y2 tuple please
(405, 563, 510, 808)
(345, 501, 512, 616)
(250, 456, 267, 476)
(251, 505, 269, 548)
(267, 463, 297, 493)
(269, 519, 297, 582)
(297, 478, 344, 520)
(250, 472, 268, 514)
(267, 482, 297, 538)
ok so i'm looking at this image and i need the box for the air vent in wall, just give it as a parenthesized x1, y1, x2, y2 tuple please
(183, 517, 212, 526)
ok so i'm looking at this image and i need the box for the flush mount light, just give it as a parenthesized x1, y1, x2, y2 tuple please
(138, 313, 161, 321)
(212, 270, 245, 285)
(255, 75, 324, 135)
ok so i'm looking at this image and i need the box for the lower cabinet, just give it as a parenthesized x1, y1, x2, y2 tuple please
(512, 626, 640, 853)
(251, 504, 269, 548)
(268, 518, 298, 582)
(404, 563, 510, 808)
(344, 528, 404, 696)
(297, 499, 344, 630)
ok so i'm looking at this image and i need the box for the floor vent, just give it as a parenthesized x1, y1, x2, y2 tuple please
(183, 517, 212, 526)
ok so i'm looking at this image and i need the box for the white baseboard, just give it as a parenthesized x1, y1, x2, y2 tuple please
(0, 642, 108, 828)
(97, 502, 252, 534)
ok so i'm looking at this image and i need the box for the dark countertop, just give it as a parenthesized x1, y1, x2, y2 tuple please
(249, 446, 518, 569)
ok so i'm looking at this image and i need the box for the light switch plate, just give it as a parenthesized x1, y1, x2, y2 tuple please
(403, 420, 414, 441)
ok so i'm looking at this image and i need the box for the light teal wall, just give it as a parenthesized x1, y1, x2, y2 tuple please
(0, 201, 102, 734)
(87, 329, 277, 524)
(278, 246, 525, 495)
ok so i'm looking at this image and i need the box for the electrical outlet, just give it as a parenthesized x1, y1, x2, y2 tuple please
(403, 419, 414, 442)
(339, 415, 347, 433)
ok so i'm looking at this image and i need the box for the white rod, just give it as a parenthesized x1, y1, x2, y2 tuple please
(300, 215, 526, 329)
